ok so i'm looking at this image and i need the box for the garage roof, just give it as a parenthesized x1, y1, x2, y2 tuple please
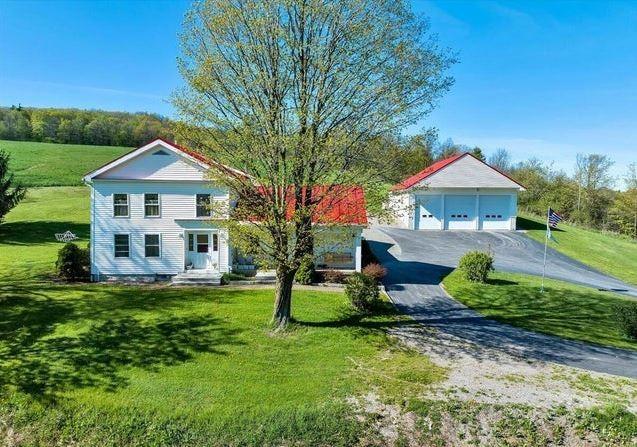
(392, 152, 526, 191)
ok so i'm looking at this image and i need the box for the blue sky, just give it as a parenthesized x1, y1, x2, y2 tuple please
(1, 0, 635, 182)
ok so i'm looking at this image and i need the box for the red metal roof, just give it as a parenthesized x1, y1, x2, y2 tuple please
(305, 185, 368, 225)
(392, 152, 465, 191)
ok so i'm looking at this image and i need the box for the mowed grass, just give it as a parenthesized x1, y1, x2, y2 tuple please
(518, 214, 637, 286)
(1, 139, 131, 186)
(0, 187, 445, 445)
(443, 269, 637, 350)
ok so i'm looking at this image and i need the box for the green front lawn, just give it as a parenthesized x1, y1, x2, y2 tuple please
(518, 214, 637, 286)
(0, 186, 445, 445)
(1, 139, 131, 186)
(443, 269, 637, 351)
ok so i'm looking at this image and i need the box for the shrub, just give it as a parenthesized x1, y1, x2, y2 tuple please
(614, 302, 637, 339)
(458, 251, 494, 283)
(56, 242, 89, 281)
(345, 272, 379, 311)
(362, 263, 387, 283)
(294, 255, 315, 285)
(320, 269, 347, 284)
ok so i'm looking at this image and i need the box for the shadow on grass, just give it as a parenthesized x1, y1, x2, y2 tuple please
(0, 284, 244, 399)
(0, 221, 90, 245)
(517, 216, 563, 232)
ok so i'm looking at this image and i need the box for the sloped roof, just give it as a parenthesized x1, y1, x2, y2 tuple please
(391, 152, 525, 191)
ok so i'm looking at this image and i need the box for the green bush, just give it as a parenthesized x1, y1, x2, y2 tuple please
(56, 242, 89, 281)
(345, 272, 379, 311)
(613, 302, 637, 339)
(458, 251, 494, 283)
(295, 255, 316, 285)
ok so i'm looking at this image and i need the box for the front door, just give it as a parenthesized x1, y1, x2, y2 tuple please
(187, 232, 219, 270)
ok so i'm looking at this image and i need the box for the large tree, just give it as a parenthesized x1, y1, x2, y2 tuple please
(0, 150, 26, 223)
(173, 0, 454, 328)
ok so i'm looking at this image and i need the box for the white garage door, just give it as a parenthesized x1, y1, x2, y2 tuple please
(445, 195, 477, 230)
(479, 195, 511, 230)
(416, 195, 442, 230)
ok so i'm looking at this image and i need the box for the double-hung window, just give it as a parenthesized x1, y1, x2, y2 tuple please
(114, 234, 130, 258)
(144, 234, 161, 257)
(196, 194, 212, 217)
(144, 193, 160, 217)
(113, 194, 129, 217)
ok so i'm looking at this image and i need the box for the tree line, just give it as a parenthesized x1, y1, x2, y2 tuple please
(372, 132, 636, 239)
(0, 105, 174, 147)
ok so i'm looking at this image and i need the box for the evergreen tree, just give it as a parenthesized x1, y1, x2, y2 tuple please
(0, 149, 26, 223)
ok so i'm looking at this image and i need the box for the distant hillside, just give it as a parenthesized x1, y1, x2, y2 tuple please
(1, 140, 131, 187)
(0, 105, 174, 147)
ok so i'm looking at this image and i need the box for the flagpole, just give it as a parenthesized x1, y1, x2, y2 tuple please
(541, 207, 549, 293)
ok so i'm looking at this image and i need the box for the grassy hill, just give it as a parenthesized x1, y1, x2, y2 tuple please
(518, 214, 637, 286)
(1, 139, 131, 187)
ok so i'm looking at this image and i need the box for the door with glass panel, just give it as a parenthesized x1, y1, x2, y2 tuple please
(187, 232, 219, 270)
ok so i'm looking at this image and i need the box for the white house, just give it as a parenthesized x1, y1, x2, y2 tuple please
(83, 138, 366, 282)
(389, 152, 525, 231)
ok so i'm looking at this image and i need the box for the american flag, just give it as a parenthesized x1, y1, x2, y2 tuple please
(548, 208, 563, 228)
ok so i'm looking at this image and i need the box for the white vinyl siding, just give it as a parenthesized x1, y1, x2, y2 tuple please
(413, 155, 522, 189)
(91, 180, 231, 277)
(96, 148, 208, 181)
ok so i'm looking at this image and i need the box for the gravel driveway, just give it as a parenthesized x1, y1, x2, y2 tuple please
(377, 227, 637, 298)
(365, 228, 637, 379)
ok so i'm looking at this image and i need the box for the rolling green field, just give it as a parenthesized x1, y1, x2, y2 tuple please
(443, 269, 637, 350)
(518, 214, 637, 286)
(0, 187, 446, 445)
(1, 140, 131, 186)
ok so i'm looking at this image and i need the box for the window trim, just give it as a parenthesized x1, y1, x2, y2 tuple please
(113, 233, 130, 258)
(144, 193, 161, 218)
(113, 193, 130, 218)
(144, 233, 161, 258)
(196, 194, 213, 218)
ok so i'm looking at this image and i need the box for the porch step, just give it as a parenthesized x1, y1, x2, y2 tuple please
(171, 270, 222, 286)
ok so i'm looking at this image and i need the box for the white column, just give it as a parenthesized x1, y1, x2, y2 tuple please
(475, 192, 480, 230)
(441, 194, 446, 230)
(354, 232, 362, 272)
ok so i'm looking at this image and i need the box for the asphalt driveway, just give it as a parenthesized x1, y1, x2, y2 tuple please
(376, 227, 637, 298)
(365, 228, 637, 378)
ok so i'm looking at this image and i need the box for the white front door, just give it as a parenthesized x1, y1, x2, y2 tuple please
(187, 232, 219, 270)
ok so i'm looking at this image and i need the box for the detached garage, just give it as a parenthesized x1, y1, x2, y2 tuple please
(389, 153, 525, 231)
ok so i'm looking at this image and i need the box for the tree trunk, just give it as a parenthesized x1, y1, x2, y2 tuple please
(272, 268, 294, 330)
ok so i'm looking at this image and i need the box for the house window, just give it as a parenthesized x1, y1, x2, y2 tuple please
(196, 194, 212, 217)
(196, 234, 209, 253)
(145, 234, 161, 257)
(144, 193, 160, 217)
(212, 233, 218, 251)
(113, 194, 129, 217)
(114, 234, 130, 258)
(188, 233, 195, 251)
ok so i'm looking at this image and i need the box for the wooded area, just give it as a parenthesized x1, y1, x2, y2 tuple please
(0, 105, 174, 147)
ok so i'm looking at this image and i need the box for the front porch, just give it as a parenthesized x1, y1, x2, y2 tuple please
(171, 269, 222, 285)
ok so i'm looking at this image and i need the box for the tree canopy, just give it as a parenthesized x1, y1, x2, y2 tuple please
(173, 0, 455, 327)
